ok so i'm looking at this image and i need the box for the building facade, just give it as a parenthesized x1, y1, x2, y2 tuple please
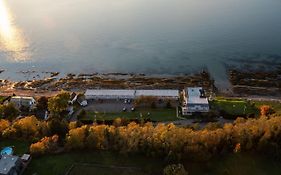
(182, 87, 209, 115)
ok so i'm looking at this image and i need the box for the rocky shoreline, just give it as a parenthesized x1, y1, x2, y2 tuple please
(1, 68, 281, 97)
(229, 68, 281, 96)
(0, 71, 216, 97)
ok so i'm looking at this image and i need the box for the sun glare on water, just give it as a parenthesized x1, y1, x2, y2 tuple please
(0, 0, 31, 62)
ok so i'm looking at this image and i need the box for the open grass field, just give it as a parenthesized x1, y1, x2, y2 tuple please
(68, 164, 147, 175)
(24, 151, 164, 175)
(23, 149, 281, 175)
(185, 153, 281, 175)
(210, 98, 259, 117)
(253, 100, 281, 115)
(85, 108, 178, 121)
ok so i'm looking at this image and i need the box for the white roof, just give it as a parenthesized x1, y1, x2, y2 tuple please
(85, 89, 135, 97)
(11, 96, 35, 100)
(187, 87, 209, 104)
(85, 89, 179, 98)
(136, 90, 179, 97)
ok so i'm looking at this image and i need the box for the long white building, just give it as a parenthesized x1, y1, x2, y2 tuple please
(84, 89, 179, 100)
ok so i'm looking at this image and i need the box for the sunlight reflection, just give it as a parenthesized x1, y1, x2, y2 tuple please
(0, 0, 31, 62)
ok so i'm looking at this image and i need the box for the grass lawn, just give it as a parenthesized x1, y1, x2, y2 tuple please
(0, 139, 30, 155)
(85, 108, 178, 122)
(184, 153, 281, 175)
(253, 100, 281, 115)
(210, 98, 259, 116)
(24, 151, 164, 175)
(68, 164, 147, 175)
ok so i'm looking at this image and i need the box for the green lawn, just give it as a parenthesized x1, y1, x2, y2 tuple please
(210, 98, 259, 116)
(85, 108, 178, 122)
(0, 139, 30, 155)
(184, 153, 281, 175)
(24, 151, 164, 175)
(253, 100, 281, 115)
(68, 164, 147, 175)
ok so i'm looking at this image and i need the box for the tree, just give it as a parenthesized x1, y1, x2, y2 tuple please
(65, 126, 87, 150)
(36, 96, 49, 111)
(260, 105, 272, 116)
(0, 103, 20, 121)
(0, 119, 10, 134)
(12, 116, 41, 139)
(48, 92, 70, 117)
(30, 135, 59, 155)
(47, 118, 68, 139)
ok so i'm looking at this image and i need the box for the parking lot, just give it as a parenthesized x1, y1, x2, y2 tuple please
(83, 99, 135, 113)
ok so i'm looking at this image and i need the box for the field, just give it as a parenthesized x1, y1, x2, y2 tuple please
(24, 151, 164, 175)
(253, 100, 281, 115)
(210, 98, 259, 117)
(24, 150, 281, 175)
(2, 139, 281, 175)
(84, 108, 178, 122)
(68, 164, 147, 175)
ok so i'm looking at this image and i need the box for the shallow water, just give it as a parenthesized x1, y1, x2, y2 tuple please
(0, 0, 281, 86)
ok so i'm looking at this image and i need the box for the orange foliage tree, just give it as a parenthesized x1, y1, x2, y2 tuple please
(260, 105, 272, 116)
(30, 135, 59, 155)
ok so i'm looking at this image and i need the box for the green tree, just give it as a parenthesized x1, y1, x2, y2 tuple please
(48, 92, 70, 117)
(36, 96, 49, 111)
(47, 118, 68, 140)
(0, 103, 20, 121)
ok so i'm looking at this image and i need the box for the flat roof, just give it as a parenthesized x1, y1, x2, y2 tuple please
(0, 155, 20, 174)
(85, 89, 179, 98)
(136, 90, 179, 97)
(11, 96, 35, 100)
(85, 89, 135, 97)
(186, 87, 209, 104)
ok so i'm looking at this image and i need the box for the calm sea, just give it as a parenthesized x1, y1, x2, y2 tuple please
(0, 0, 281, 86)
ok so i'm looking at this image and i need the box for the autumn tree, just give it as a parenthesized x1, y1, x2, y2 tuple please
(30, 135, 59, 155)
(0, 119, 10, 134)
(260, 105, 272, 116)
(12, 116, 41, 140)
(65, 125, 87, 150)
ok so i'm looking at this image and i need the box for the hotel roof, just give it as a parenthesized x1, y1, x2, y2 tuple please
(186, 87, 209, 104)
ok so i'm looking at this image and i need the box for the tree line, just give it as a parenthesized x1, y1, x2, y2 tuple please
(0, 111, 280, 161)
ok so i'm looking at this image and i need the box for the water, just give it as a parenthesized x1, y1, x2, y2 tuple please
(0, 147, 13, 155)
(0, 0, 281, 86)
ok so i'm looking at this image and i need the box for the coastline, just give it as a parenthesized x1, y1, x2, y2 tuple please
(0, 68, 280, 98)
(0, 71, 215, 97)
